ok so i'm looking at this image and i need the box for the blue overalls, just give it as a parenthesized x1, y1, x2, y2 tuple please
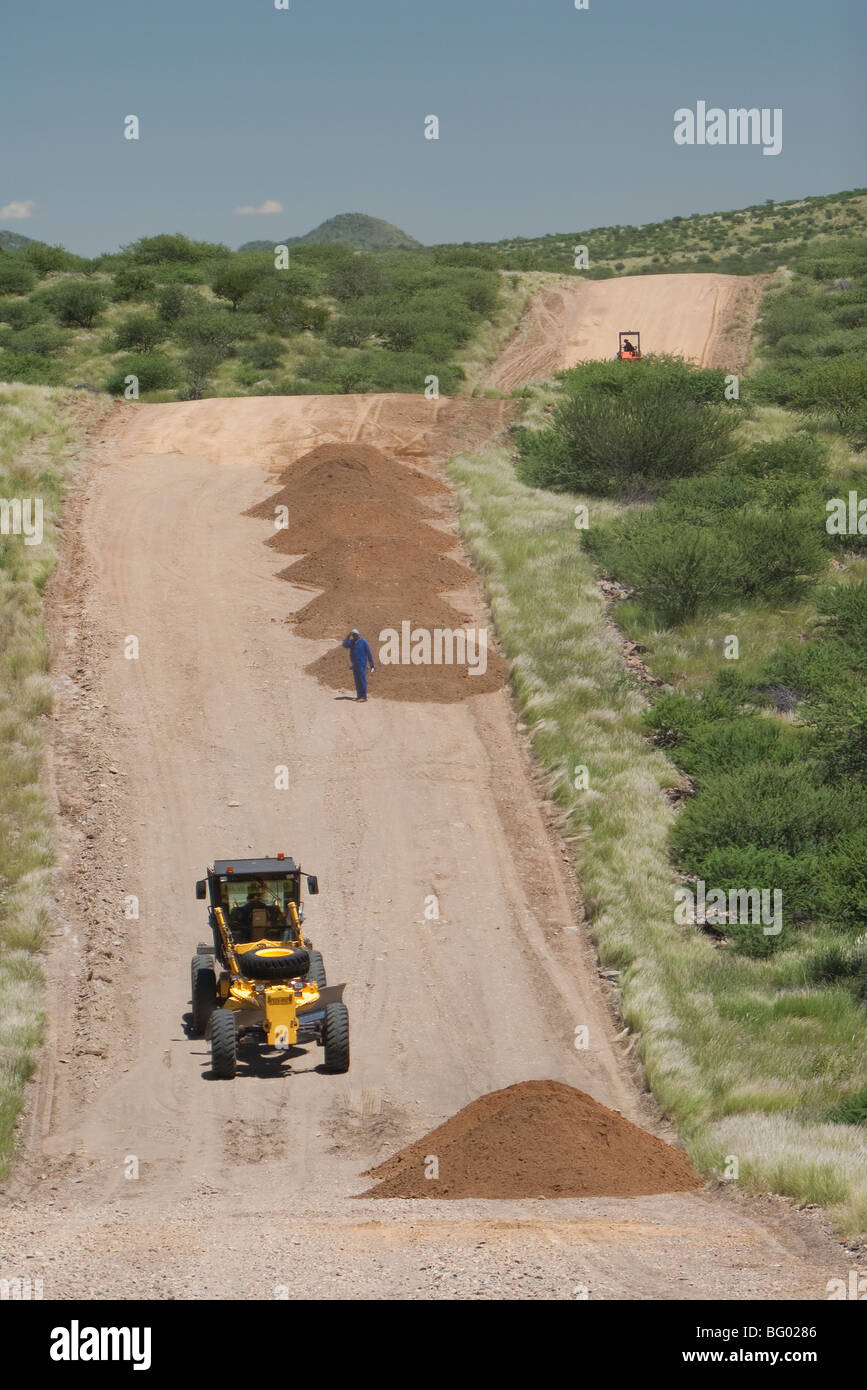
(343, 635, 375, 699)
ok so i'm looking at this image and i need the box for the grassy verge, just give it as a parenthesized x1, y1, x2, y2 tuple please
(0, 383, 109, 1176)
(449, 437, 867, 1237)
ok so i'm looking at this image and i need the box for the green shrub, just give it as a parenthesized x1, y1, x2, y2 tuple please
(0, 297, 46, 329)
(43, 280, 106, 328)
(730, 507, 827, 600)
(698, 844, 820, 923)
(0, 324, 71, 357)
(125, 233, 228, 265)
(587, 517, 738, 624)
(326, 255, 386, 301)
(758, 293, 825, 345)
(793, 356, 867, 428)
(533, 360, 738, 497)
(113, 313, 166, 352)
(156, 285, 197, 323)
(659, 474, 756, 518)
(670, 762, 862, 865)
(0, 258, 37, 296)
(802, 682, 867, 781)
(513, 426, 572, 488)
(0, 351, 60, 385)
(241, 336, 286, 370)
(174, 308, 254, 358)
(675, 717, 804, 785)
(814, 582, 867, 665)
(111, 265, 158, 302)
(731, 432, 829, 481)
(210, 261, 263, 310)
(180, 344, 221, 399)
(104, 352, 180, 395)
(20, 242, 87, 276)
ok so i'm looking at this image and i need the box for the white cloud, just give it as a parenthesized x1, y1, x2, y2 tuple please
(0, 200, 36, 219)
(233, 199, 284, 216)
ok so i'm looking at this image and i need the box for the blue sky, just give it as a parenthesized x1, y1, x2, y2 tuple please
(2, 0, 864, 254)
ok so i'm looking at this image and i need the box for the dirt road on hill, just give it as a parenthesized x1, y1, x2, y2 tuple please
(486, 271, 764, 391)
(2, 274, 850, 1300)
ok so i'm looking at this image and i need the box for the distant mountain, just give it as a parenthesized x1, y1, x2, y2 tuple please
(239, 213, 422, 254)
(0, 229, 38, 252)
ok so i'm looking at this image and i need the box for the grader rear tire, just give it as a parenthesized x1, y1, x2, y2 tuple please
(322, 1002, 350, 1074)
(209, 1010, 238, 1079)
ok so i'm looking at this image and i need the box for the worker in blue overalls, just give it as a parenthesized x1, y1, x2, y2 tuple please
(343, 628, 376, 702)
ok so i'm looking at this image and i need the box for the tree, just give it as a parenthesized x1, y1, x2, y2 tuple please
(44, 280, 106, 327)
(113, 313, 166, 352)
(210, 262, 262, 310)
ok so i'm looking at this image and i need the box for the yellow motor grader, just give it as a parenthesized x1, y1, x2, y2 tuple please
(189, 856, 349, 1079)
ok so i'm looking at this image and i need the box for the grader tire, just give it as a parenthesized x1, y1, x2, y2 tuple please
(209, 1010, 238, 1079)
(191, 955, 217, 1036)
(322, 1002, 350, 1074)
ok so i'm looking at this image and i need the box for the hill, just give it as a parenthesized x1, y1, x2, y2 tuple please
(0, 229, 38, 252)
(239, 212, 422, 254)
(430, 187, 867, 277)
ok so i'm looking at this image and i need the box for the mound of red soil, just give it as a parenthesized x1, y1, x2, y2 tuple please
(274, 442, 450, 497)
(278, 538, 474, 594)
(245, 439, 507, 702)
(361, 1081, 702, 1199)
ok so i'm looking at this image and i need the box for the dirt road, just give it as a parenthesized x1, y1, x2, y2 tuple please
(1, 276, 852, 1299)
(486, 271, 763, 391)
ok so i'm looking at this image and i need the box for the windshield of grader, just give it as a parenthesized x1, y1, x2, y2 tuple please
(217, 875, 299, 932)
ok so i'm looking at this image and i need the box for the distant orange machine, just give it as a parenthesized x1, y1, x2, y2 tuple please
(617, 330, 641, 360)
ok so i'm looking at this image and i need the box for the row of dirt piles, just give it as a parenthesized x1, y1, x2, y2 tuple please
(361, 1081, 702, 1199)
(245, 442, 507, 701)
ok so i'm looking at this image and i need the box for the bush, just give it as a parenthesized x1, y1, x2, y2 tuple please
(698, 844, 820, 925)
(43, 280, 106, 327)
(124, 233, 228, 265)
(156, 285, 197, 323)
(669, 762, 862, 865)
(111, 265, 158, 302)
(174, 308, 254, 359)
(793, 356, 867, 429)
(0, 351, 60, 385)
(326, 255, 386, 302)
(0, 258, 36, 296)
(730, 432, 829, 481)
(513, 426, 572, 488)
(104, 352, 180, 395)
(20, 242, 87, 277)
(210, 262, 263, 310)
(814, 582, 867, 666)
(531, 360, 739, 497)
(0, 324, 71, 357)
(241, 336, 286, 370)
(758, 293, 825, 345)
(113, 313, 166, 352)
(180, 344, 221, 399)
(587, 517, 738, 624)
(674, 717, 804, 786)
(0, 297, 46, 329)
(730, 507, 827, 601)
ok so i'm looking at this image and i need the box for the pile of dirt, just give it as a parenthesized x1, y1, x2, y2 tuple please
(274, 441, 450, 497)
(361, 1081, 703, 1199)
(246, 441, 507, 701)
(278, 538, 474, 594)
